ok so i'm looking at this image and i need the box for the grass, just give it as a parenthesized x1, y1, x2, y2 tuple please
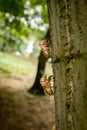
(0, 51, 52, 79)
(0, 52, 36, 77)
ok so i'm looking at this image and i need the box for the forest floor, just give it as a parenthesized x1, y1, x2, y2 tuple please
(0, 52, 55, 130)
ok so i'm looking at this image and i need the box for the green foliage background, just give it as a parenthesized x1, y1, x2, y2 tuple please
(0, 0, 49, 55)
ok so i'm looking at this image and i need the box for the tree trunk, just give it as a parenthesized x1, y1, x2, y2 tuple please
(28, 30, 50, 95)
(28, 51, 48, 95)
(47, 0, 87, 130)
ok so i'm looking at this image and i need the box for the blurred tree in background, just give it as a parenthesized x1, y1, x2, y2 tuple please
(0, 0, 50, 95)
(29, 30, 50, 95)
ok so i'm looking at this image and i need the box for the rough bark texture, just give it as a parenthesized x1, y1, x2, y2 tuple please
(47, 0, 87, 130)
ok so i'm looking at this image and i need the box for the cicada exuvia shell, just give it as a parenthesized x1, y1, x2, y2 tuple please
(40, 39, 52, 58)
(40, 75, 54, 95)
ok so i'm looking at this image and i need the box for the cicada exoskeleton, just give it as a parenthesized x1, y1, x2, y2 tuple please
(40, 75, 54, 95)
(40, 39, 52, 58)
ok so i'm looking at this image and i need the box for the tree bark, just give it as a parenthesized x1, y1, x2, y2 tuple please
(28, 30, 50, 95)
(47, 0, 87, 130)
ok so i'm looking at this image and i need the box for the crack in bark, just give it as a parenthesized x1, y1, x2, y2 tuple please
(64, 0, 74, 129)
(53, 52, 87, 64)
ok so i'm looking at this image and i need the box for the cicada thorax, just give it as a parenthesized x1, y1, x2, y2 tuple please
(40, 39, 52, 58)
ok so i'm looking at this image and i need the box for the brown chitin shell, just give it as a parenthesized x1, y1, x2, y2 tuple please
(40, 39, 52, 58)
(40, 75, 54, 95)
